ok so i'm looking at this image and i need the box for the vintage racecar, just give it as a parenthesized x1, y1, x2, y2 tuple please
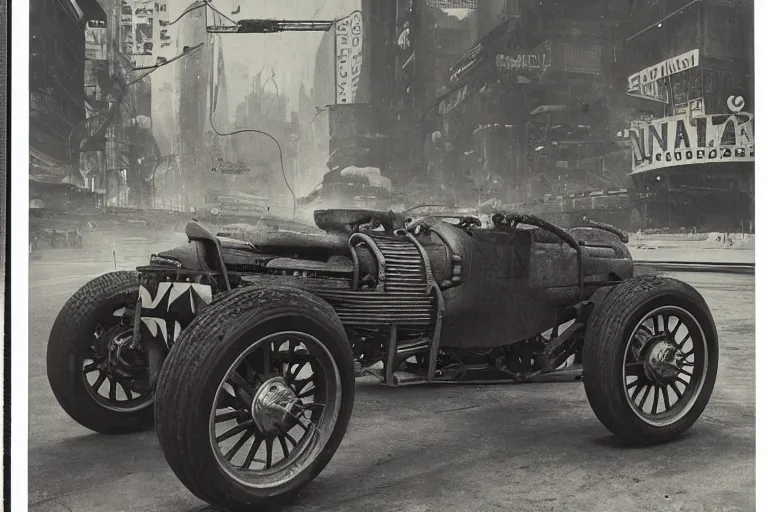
(47, 209, 718, 511)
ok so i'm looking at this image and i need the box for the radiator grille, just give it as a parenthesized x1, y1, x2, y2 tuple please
(314, 290, 434, 331)
(315, 234, 434, 332)
(371, 234, 428, 294)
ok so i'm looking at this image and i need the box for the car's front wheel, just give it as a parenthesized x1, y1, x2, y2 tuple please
(582, 276, 719, 445)
(155, 286, 355, 511)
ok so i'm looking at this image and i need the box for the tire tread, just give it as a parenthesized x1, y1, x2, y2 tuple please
(155, 286, 354, 511)
(46, 271, 154, 434)
(582, 275, 718, 444)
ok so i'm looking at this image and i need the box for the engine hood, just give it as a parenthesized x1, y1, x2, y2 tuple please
(174, 209, 406, 264)
(216, 225, 351, 260)
(313, 209, 404, 234)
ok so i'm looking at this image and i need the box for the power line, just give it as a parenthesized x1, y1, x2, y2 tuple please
(131, 43, 204, 74)
(167, 1, 207, 26)
(204, 7, 296, 217)
(207, 109, 295, 215)
(66, 42, 204, 183)
(204, 1, 237, 26)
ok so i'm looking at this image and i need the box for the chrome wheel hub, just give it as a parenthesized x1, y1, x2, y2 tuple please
(251, 377, 301, 435)
(623, 305, 708, 427)
(643, 339, 683, 384)
(82, 315, 154, 412)
(209, 332, 343, 489)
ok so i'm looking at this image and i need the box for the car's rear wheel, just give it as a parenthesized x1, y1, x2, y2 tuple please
(46, 271, 155, 434)
(582, 276, 718, 444)
(155, 287, 355, 511)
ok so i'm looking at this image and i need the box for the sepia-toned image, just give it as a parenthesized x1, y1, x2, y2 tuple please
(26, 0, 755, 510)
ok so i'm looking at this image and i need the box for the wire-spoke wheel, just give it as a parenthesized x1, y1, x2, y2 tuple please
(623, 306, 708, 427)
(155, 287, 355, 511)
(209, 332, 341, 489)
(47, 271, 156, 434)
(583, 276, 718, 445)
(82, 321, 155, 413)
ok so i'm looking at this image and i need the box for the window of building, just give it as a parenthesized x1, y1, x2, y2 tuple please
(702, 69, 736, 114)
(669, 68, 702, 106)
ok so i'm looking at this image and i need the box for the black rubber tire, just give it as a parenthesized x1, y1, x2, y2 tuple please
(582, 276, 719, 445)
(155, 286, 355, 512)
(46, 271, 155, 434)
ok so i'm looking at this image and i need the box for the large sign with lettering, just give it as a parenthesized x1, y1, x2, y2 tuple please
(496, 53, 550, 72)
(335, 11, 364, 104)
(627, 49, 700, 103)
(629, 111, 754, 173)
(496, 52, 550, 82)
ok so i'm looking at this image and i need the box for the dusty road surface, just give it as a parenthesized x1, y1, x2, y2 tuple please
(29, 238, 755, 512)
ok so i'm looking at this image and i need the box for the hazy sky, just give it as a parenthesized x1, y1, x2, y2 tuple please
(206, 0, 361, 118)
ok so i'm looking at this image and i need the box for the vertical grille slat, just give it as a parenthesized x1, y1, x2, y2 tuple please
(372, 235, 428, 294)
(321, 234, 433, 330)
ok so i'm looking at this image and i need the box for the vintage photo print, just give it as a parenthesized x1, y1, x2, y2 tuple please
(12, 0, 762, 510)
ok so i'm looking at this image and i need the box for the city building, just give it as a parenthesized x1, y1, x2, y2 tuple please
(426, 0, 630, 211)
(119, 0, 156, 67)
(299, 0, 404, 208)
(412, 0, 752, 230)
(30, 0, 106, 209)
(621, 0, 754, 231)
(150, 0, 179, 157)
(159, 4, 220, 212)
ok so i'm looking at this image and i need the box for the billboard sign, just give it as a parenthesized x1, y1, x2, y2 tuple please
(627, 49, 700, 103)
(629, 110, 754, 173)
(335, 11, 364, 104)
(496, 51, 550, 82)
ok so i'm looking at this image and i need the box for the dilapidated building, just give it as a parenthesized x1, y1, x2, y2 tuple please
(621, 0, 754, 231)
(30, 0, 106, 208)
(424, 0, 629, 211)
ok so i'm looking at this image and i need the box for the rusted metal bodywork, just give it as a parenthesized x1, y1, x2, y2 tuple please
(135, 208, 633, 384)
